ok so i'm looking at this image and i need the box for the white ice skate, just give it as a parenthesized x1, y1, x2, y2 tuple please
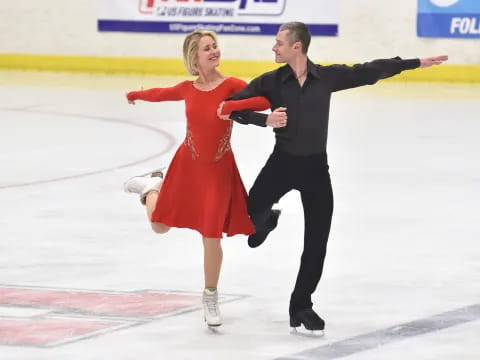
(202, 288, 222, 329)
(123, 168, 164, 205)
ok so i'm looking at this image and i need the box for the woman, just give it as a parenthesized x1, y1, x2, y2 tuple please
(124, 30, 270, 328)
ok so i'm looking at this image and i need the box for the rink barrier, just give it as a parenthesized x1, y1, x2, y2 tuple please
(0, 53, 479, 83)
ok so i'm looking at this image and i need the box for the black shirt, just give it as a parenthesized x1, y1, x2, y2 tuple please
(229, 57, 420, 156)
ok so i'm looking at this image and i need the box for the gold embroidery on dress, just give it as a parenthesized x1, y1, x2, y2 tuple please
(185, 127, 199, 160)
(215, 120, 233, 162)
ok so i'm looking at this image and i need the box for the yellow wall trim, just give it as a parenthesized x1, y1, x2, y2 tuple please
(1, 53, 479, 83)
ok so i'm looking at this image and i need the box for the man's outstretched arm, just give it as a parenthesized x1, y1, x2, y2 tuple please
(330, 55, 448, 92)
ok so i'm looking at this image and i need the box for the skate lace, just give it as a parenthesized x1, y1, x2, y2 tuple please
(204, 294, 219, 315)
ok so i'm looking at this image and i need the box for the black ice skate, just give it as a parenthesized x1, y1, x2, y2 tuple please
(290, 309, 325, 337)
(248, 209, 281, 248)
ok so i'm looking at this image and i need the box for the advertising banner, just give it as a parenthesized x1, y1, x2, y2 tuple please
(98, 0, 338, 36)
(418, 0, 480, 38)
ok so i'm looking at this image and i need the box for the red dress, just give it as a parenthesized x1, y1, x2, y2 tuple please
(127, 77, 270, 238)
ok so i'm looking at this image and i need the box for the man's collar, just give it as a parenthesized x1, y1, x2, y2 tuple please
(280, 58, 320, 82)
(307, 59, 321, 79)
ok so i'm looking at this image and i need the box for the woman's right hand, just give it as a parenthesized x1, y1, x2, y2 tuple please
(126, 92, 135, 105)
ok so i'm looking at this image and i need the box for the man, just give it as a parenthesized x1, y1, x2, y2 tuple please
(219, 21, 447, 334)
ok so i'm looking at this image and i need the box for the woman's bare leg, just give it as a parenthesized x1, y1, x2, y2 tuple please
(145, 191, 170, 234)
(202, 237, 223, 289)
(202, 236, 223, 326)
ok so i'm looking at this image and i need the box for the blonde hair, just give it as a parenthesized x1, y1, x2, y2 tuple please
(183, 30, 218, 76)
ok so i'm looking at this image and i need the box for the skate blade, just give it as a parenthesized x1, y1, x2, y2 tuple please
(205, 318, 222, 330)
(125, 168, 165, 181)
(207, 324, 222, 334)
(141, 167, 166, 178)
(290, 326, 324, 338)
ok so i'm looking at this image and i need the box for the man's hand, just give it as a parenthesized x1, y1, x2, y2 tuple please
(266, 107, 288, 128)
(419, 55, 448, 68)
(217, 101, 231, 120)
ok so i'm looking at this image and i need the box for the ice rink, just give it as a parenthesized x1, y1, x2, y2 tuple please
(1, 71, 479, 359)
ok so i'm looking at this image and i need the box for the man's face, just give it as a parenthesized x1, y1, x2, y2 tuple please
(272, 30, 296, 63)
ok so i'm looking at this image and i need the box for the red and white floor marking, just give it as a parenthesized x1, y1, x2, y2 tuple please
(0, 285, 241, 347)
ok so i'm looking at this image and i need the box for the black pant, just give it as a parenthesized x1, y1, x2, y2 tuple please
(248, 147, 333, 315)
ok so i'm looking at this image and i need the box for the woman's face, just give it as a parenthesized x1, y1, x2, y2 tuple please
(196, 35, 221, 72)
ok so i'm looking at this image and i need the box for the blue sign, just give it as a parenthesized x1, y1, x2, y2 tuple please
(417, 0, 480, 38)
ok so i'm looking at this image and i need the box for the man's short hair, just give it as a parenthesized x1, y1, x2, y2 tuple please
(279, 22, 311, 54)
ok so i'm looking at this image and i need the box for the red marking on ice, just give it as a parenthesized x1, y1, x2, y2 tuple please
(0, 288, 200, 316)
(0, 318, 117, 346)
